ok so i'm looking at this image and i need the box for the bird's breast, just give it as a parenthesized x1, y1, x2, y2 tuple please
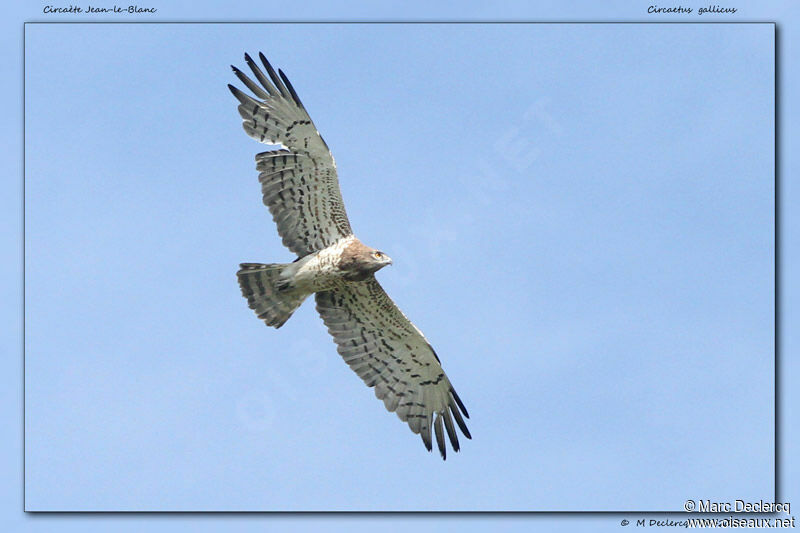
(292, 237, 358, 292)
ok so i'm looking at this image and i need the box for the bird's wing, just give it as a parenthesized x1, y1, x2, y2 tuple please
(229, 53, 353, 256)
(315, 277, 470, 459)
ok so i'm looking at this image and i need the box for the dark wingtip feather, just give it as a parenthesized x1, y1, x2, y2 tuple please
(232, 64, 269, 99)
(443, 410, 460, 452)
(421, 431, 432, 452)
(227, 84, 256, 108)
(278, 68, 305, 109)
(259, 52, 290, 97)
(449, 403, 471, 440)
(241, 53, 278, 98)
(450, 387, 469, 419)
(434, 415, 446, 460)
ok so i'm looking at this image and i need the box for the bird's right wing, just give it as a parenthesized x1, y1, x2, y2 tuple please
(315, 277, 471, 459)
(229, 53, 353, 256)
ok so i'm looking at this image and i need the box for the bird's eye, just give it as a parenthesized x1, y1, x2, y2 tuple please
(374, 252, 383, 259)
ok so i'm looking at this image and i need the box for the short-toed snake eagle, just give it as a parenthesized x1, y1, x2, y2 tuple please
(229, 53, 470, 459)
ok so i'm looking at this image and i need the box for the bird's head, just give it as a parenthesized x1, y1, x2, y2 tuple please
(369, 249, 393, 272)
(341, 240, 393, 280)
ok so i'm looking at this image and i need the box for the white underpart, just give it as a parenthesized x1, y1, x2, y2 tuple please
(290, 235, 357, 292)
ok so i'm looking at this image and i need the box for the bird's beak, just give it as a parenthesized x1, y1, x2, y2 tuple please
(386, 256, 393, 266)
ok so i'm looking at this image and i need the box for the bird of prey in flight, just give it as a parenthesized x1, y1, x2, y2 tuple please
(229, 53, 470, 459)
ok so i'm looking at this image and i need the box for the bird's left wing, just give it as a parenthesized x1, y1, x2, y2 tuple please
(228, 53, 353, 256)
(315, 278, 471, 459)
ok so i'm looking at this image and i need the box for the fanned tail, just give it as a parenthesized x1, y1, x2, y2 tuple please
(237, 263, 308, 328)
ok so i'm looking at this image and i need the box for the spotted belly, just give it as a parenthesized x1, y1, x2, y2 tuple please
(290, 236, 356, 293)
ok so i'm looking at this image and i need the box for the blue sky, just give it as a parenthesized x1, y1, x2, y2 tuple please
(23, 20, 774, 510)
(3, 1, 798, 531)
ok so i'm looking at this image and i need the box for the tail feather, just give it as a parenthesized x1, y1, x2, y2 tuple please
(237, 263, 308, 328)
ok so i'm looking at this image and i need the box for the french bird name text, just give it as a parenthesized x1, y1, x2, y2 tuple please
(43, 5, 157, 13)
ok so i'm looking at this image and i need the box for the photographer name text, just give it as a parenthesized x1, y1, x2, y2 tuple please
(689, 499, 790, 514)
